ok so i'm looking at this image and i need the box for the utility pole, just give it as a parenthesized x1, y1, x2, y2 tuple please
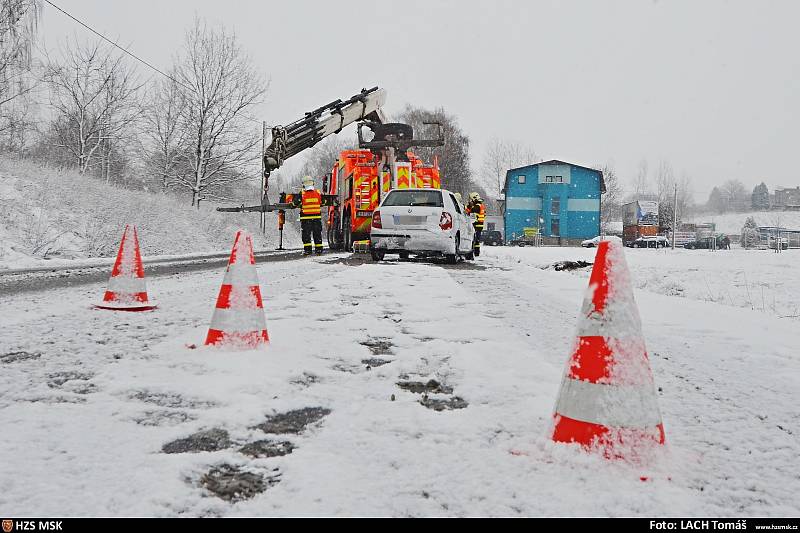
(260, 121, 267, 234)
(672, 182, 678, 250)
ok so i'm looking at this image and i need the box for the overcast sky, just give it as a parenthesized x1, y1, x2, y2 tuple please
(38, 0, 800, 200)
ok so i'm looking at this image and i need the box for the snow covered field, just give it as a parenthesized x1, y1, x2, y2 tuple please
(685, 211, 800, 236)
(490, 245, 800, 319)
(1, 246, 798, 516)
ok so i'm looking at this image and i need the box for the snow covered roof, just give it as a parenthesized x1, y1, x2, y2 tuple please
(504, 159, 606, 193)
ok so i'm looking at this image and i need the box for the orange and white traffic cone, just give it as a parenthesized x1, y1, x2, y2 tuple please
(551, 237, 665, 459)
(95, 225, 157, 311)
(204, 230, 269, 349)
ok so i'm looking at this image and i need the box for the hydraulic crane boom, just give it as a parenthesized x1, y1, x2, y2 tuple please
(217, 87, 386, 213)
(264, 86, 387, 176)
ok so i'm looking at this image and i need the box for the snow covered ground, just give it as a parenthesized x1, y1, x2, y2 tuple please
(685, 211, 800, 236)
(490, 245, 800, 319)
(0, 158, 299, 269)
(1, 246, 798, 516)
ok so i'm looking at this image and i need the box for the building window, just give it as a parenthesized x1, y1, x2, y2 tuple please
(518, 175, 526, 184)
(551, 218, 560, 236)
(545, 175, 563, 183)
(551, 197, 560, 215)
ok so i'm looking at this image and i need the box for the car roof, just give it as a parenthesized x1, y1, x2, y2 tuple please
(388, 188, 446, 193)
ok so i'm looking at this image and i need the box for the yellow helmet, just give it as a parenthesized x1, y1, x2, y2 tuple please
(302, 176, 314, 190)
(470, 192, 481, 202)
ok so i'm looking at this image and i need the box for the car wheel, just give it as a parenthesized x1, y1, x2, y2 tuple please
(370, 247, 385, 261)
(445, 234, 459, 264)
(399, 251, 410, 260)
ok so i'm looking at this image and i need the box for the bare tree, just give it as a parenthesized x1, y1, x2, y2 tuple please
(481, 137, 537, 200)
(288, 135, 356, 191)
(633, 158, 650, 197)
(395, 104, 475, 198)
(600, 163, 622, 233)
(0, 0, 41, 106)
(652, 160, 693, 229)
(138, 75, 188, 191)
(44, 39, 141, 175)
(170, 18, 268, 206)
(0, 83, 37, 153)
(720, 179, 748, 212)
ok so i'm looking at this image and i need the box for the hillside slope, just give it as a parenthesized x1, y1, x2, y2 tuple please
(0, 158, 300, 269)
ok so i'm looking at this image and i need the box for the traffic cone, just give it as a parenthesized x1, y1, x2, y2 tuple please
(95, 225, 157, 311)
(551, 237, 665, 459)
(204, 230, 269, 349)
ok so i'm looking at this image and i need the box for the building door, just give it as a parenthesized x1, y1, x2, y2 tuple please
(551, 218, 560, 236)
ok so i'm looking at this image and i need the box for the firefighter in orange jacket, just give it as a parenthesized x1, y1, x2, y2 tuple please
(465, 192, 486, 256)
(296, 176, 323, 255)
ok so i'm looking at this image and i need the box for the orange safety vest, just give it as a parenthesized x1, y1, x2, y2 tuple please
(300, 189, 322, 220)
(467, 202, 486, 229)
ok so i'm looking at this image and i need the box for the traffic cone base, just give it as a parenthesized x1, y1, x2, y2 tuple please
(204, 230, 269, 349)
(95, 225, 156, 311)
(551, 238, 665, 459)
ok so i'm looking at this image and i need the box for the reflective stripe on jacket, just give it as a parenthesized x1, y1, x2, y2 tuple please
(467, 202, 486, 228)
(300, 189, 322, 220)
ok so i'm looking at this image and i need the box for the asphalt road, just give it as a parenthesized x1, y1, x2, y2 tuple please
(0, 249, 305, 296)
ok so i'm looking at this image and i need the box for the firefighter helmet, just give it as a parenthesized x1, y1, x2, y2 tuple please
(470, 192, 482, 203)
(302, 176, 314, 191)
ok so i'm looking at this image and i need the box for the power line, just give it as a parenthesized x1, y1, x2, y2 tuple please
(43, 0, 195, 94)
(42, 0, 266, 127)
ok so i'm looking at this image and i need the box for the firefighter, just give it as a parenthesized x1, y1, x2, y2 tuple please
(297, 176, 323, 255)
(465, 192, 486, 256)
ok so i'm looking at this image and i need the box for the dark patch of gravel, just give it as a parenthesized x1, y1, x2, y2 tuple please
(254, 407, 331, 435)
(362, 357, 392, 368)
(131, 391, 216, 409)
(134, 410, 196, 427)
(47, 371, 93, 388)
(552, 260, 593, 271)
(162, 428, 231, 454)
(360, 338, 394, 355)
(420, 396, 469, 411)
(397, 379, 453, 395)
(200, 464, 281, 502)
(238, 440, 295, 458)
(0, 351, 42, 363)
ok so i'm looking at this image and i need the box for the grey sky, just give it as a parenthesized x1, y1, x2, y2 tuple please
(39, 0, 800, 200)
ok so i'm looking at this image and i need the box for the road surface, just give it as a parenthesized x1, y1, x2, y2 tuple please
(1, 249, 798, 516)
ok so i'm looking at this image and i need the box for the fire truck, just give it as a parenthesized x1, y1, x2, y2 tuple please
(218, 87, 444, 251)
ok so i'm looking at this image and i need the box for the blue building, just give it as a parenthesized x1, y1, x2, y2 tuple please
(503, 160, 605, 245)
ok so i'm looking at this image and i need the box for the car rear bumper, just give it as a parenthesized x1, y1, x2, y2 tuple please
(371, 228, 454, 254)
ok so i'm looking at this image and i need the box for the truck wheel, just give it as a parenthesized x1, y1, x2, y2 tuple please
(343, 219, 352, 252)
(399, 251, 410, 260)
(370, 248, 385, 261)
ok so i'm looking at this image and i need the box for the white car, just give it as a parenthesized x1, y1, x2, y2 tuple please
(370, 188, 476, 263)
(581, 236, 602, 248)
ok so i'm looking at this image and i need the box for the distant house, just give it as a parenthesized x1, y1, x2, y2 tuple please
(502, 160, 605, 245)
(484, 215, 504, 239)
(773, 187, 800, 210)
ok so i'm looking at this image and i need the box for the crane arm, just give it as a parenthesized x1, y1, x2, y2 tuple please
(263, 86, 387, 177)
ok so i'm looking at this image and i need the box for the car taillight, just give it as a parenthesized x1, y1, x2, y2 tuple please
(439, 211, 453, 230)
(372, 210, 382, 229)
